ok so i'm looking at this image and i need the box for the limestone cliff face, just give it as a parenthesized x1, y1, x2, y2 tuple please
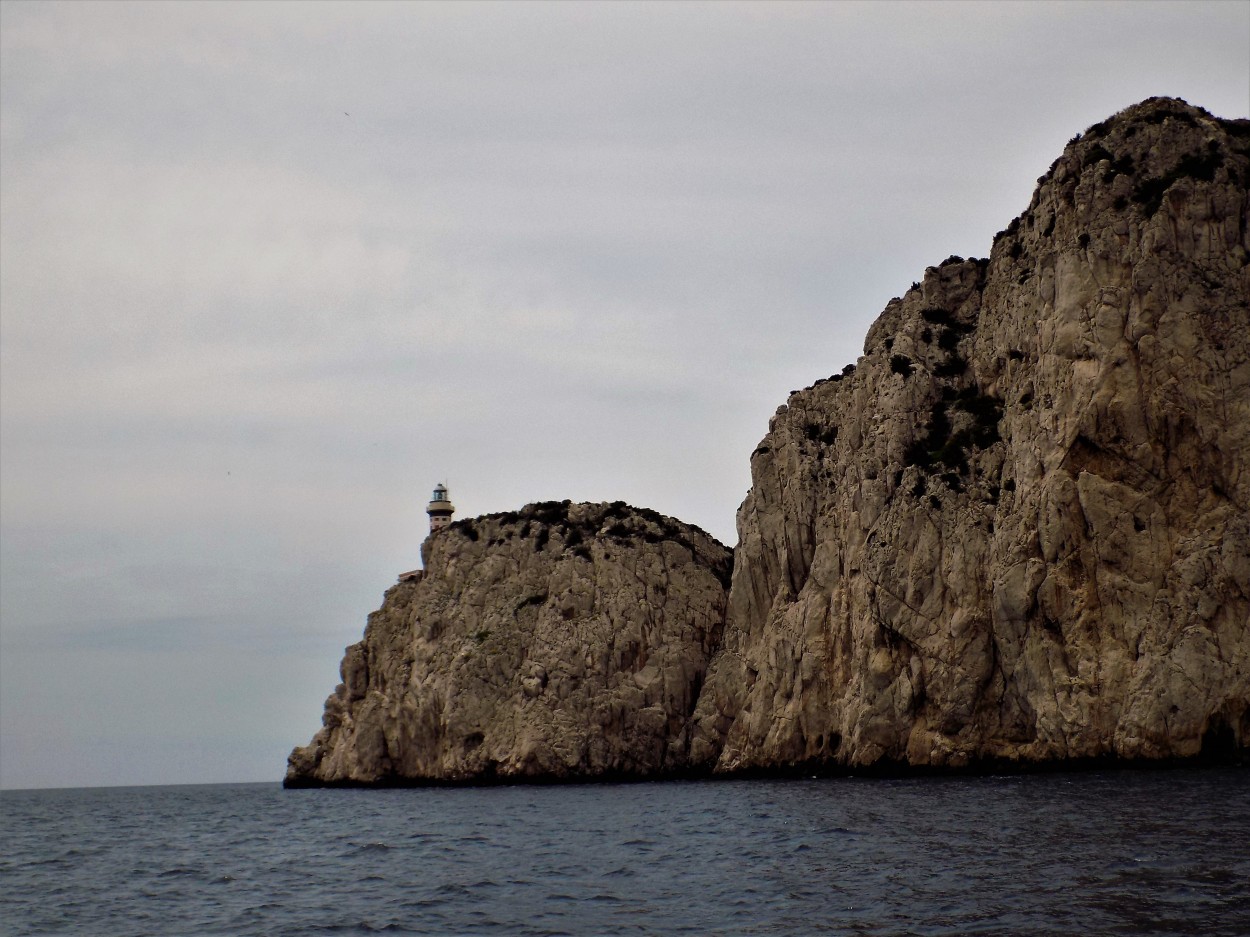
(286, 502, 731, 785)
(691, 97, 1250, 771)
(289, 98, 1248, 786)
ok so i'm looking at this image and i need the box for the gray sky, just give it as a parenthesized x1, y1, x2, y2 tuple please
(2, 0, 1246, 790)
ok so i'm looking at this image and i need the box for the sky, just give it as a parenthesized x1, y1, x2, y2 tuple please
(1, 0, 1247, 790)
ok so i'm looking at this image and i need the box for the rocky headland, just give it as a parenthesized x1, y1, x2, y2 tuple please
(287, 97, 1249, 787)
(287, 502, 732, 784)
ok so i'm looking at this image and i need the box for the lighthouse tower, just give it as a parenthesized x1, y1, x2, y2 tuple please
(426, 482, 455, 534)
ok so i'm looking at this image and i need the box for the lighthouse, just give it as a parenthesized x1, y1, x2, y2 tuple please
(427, 482, 455, 534)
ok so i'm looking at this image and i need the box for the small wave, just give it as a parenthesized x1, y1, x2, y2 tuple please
(306, 922, 410, 934)
(411, 897, 448, 909)
(817, 826, 859, 836)
(27, 856, 74, 869)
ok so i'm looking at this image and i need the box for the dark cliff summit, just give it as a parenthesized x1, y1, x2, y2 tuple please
(288, 98, 1249, 787)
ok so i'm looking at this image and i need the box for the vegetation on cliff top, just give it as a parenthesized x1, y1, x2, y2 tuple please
(447, 500, 733, 587)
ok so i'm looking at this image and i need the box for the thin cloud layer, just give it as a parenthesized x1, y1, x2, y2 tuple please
(2, 0, 1247, 788)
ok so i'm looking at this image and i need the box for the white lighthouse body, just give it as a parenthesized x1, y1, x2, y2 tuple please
(427, 482, 455, 533)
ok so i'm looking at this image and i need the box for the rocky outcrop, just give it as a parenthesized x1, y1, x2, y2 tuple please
(690, 96, 1250, 771)
(289, 97, 1249, 786)
(286, 502, 731, 785)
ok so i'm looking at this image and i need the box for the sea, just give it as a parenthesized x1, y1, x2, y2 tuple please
(1, 768, 1247, 936)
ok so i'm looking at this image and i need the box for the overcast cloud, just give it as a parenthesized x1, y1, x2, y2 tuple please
(2, 0, 1247, 789)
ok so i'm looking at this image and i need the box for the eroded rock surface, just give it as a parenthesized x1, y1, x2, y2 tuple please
(691, 97, 1250, 771)
(289, 98, 1248, 786)
(286, 502, 731, 785)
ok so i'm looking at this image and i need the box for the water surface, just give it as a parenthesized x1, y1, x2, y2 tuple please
(2, 768, 1247, 935)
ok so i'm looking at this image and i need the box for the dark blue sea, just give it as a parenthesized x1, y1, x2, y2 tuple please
(2, 768, 1248, 936)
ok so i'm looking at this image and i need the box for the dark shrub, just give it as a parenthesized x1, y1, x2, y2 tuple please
(805, 423, 838, 446)
(890, 355, 914, 378)
(905, 390, 1002, 476)
(921, 307, 956, 327)
(1131, 150, 1222, 217)
(1177, 149, 1222, 182)
(904, 440, 933, 469)
(515, 593, 547, 612)
(1082, 143, 1114, 167)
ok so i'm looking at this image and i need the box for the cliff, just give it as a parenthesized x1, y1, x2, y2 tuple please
(286, 502, 731, 785)
(288, 97, 1249, 786)
(691, 96, 1249, 771)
